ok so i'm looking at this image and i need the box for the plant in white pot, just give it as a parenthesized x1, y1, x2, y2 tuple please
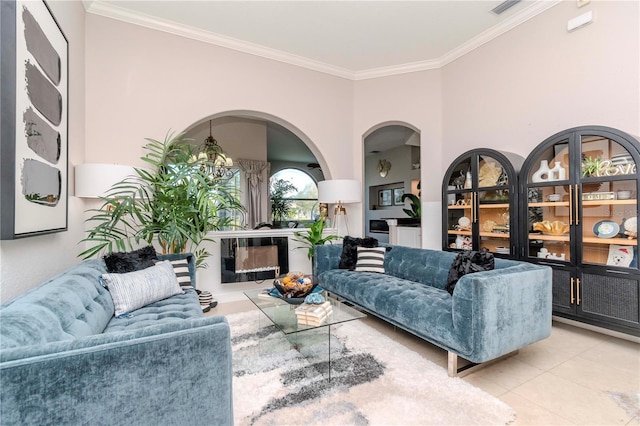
(79, 132, 244, 268)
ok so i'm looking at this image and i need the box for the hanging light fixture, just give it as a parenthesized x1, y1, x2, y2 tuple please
(203, 120, 234, 179)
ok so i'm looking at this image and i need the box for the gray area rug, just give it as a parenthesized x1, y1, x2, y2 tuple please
(606, 391, 640, 420)
(228, 311, 515, 425)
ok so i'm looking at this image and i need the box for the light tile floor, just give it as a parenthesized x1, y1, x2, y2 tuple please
(209, 300, 640, 425)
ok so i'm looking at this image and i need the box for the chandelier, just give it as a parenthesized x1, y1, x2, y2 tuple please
(203, 120, 234, 179)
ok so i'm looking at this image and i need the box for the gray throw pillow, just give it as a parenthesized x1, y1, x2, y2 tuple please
(100, 260, 183, 316)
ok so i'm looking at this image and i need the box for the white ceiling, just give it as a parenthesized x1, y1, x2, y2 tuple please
(84, 0, 560, 80)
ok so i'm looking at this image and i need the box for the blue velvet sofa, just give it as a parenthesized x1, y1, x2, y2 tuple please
(314, 244, 552, 376)
(0, 253, 233, 426)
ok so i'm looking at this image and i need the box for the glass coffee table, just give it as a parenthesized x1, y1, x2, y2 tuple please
(244, 288, 366, 379)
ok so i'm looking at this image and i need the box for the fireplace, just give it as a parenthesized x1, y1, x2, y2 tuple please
(220, 237, 289, 283)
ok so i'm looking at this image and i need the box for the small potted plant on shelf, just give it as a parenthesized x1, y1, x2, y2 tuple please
(581, 155, 601, 178)
(79, 131, 244, 268)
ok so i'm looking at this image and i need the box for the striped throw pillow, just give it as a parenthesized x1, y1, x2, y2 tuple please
(100, 260, 183, 316)
(355, 246, 386, 273)
(160, 259, 193, 290)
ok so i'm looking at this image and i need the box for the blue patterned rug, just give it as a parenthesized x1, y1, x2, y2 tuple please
(228, 311, 515, 425)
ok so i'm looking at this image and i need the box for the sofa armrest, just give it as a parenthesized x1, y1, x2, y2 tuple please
(1, 316, 233, 426)
(452, 263, 552, 363)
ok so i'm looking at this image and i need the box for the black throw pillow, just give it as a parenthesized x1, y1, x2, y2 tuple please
(103, 246, 158, 274)
(446, 249, 494, 295)
(339, 236, 379, 270)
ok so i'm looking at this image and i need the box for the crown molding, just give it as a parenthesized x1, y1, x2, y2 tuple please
(85, 1, 357, 79)
(440, 0, 562, 67)
(86, 0, 561, 81)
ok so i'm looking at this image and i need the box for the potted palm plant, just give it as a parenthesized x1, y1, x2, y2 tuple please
(292, 218, 341, 260)
(79, 132, 244, 268)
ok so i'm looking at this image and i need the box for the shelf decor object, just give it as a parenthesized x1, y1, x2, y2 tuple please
(1, 0, 69, 239)
(520, 125, 639, 336)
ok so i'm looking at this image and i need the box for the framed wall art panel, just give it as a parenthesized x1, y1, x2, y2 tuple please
(1, 0, 68, 239)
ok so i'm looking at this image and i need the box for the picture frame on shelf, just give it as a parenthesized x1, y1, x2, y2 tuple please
(0, 0, 69, 239)
(393, 188, 404, 205)
(378, 189, 392, 207)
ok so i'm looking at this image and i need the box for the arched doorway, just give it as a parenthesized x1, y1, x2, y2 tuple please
(362, 122, 421, 243)
(183, 111, 327, 229)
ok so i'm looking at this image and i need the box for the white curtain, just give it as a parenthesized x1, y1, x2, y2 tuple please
(237, 159, 270, 229)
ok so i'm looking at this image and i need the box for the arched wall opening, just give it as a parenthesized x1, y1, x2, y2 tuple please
(182, 110, 328, 229)
(362, 121, 422, 245)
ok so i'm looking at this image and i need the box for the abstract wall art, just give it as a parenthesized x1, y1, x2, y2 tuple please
(1, 0, 68, 239)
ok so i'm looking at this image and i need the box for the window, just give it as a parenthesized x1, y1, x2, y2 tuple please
(270, 169, 318, 222)
(218, 168, 243, 229)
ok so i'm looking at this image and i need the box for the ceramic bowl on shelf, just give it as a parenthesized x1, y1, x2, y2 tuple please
(548, 194, 561, 202)
(593, 220, 620, 238)
(616, 190, 632, 200)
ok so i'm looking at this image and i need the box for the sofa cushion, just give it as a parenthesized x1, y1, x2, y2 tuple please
(446, 250, 495, 295)
(103, 290, 202, 333)
(103, 246, 158, 273)
(319, 269, 467, 353)
(355, 246, 386, 273)
(100, 261, 183, 316)
(339, 236, 378, 270)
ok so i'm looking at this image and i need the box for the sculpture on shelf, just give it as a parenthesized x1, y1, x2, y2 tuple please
(452, 171, 466, 189)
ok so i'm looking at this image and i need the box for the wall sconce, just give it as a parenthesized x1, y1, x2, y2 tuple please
(75, 164, 136, 198)
(377, 159, 391, 177)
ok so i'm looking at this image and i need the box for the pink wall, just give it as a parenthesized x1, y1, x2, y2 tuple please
(0, 0, 87, 303)
(442, 0, 639, 167)
(84, 15, 355, 180)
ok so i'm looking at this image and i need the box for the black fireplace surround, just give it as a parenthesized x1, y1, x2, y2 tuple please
(221, 237, 289, 283)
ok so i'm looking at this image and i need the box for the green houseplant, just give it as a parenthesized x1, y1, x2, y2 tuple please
(270, 178, 297, 225)
(79, 132, 243, 267)
(292, 218, 341, 260)
(400, 181, 421, 219)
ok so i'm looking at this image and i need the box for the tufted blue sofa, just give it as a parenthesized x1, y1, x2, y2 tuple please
(0, 253, 233, 426)
(314, 244, 552, 376)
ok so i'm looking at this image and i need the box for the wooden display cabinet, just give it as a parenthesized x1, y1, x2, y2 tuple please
(520, 126, 639, 336)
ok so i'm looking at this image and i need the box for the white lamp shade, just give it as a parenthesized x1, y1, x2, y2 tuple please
(318, 179, 361, 204)
(75, 164, 137, 198)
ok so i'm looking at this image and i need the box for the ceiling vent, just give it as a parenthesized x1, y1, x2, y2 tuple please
(491, 0, 522, 15)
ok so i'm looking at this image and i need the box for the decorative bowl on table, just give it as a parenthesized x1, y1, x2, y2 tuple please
(270, 271, 320, 304)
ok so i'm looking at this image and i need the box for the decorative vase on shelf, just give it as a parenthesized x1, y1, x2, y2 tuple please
(550, 161, 566, 180)
(464, 171, 472, 189)
(532, 160, 551, 183)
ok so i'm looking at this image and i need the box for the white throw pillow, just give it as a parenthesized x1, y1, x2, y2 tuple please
(355, 246, 386, 273)
(100, 260, 183, 316)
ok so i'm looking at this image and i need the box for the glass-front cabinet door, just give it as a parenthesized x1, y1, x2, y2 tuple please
(521, 126, 639, 335)
(442, 149, 523, 258)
